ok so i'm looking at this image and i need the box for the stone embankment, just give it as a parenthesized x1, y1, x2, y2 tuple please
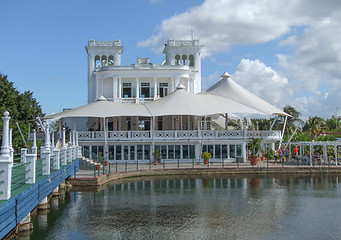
(70, 166, 341, 187)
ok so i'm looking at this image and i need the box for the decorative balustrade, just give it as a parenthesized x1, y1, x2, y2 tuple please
(78, 130, 282, 141)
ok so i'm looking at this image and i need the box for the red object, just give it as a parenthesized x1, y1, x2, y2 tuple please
(204, 159, 209, 165)
(153, 160, 158, 165)
(251, 156, 258, 165)
(261, 156, 265, 161)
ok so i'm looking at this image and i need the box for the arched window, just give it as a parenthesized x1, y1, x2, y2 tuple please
(108, 55, 114, 65)
(189, 55, 194, 67)
(101, 55, 107, 66)
(182, 55, 187, 65)
(94, 55, 100, 68)
(175, 55, 181, 65)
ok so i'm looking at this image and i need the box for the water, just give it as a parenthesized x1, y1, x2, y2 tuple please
(19, 175, 341, 240)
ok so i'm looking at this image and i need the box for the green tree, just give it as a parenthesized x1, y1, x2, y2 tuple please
(0, 73, 44, 151)
(303, 116, 326, 140)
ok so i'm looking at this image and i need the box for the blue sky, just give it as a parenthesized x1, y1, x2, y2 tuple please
(1, 0, 340, 119)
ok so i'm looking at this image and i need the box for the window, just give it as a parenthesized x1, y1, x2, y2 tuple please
(189, 145, 195, 159)
(161, 145, 167, 159)
(175, 145, 181, 159)
(123, 83, 132, 98)
(159, 83, 168, 97)
(126, 117, 131, 131)
(215, 145, 221, 159)
(116, 145, 122, 160)
(130, 146, 135, 160)
(182, 145, 189, 159)
(109, 145, 114, 160)
(144, 145, 150, 160)
(168, 145, 174, 159)
(141, 82, 150, 98)
(230, 145, 236, 158)
(189, 55, 194, 67)
(137, 145, 143, 160)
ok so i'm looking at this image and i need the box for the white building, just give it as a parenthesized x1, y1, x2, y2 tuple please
(57, 39, 284, 163)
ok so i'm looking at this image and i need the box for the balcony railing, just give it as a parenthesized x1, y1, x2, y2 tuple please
(77, 130, 282, 141)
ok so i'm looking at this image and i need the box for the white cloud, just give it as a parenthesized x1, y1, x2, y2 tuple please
(232, 59, 290, 108)
(139, 0, 341, 118)
(138, 0, 341, 56)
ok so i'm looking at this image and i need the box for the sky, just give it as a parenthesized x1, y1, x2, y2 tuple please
(0, 0, 340, 119)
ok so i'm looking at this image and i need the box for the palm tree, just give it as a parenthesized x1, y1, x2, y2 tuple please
(303, 116, 326, 140)
(281, 105, 304, 141)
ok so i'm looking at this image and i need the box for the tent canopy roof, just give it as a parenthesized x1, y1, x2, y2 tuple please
(204, 72, 290, 116)
(44, 73, 289, 119)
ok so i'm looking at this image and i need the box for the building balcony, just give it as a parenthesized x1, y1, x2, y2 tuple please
(77, 130, 282, 142)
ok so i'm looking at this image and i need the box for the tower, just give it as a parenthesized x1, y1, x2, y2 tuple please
(163, 39, 203, 93)
(85, 40, 123, 103)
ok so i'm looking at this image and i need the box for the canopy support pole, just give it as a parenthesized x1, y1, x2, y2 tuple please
(151, 116, 155, 161)
(103, 117, 108, 161)
(279, 116, 288, 149)
(199, 116, 207, 162)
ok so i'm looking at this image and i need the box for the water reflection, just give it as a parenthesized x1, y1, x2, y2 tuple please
(20, 175, 341, 240)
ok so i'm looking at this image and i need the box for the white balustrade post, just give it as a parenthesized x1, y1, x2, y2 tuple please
(25, 154, 36, 184)
(76, 132, 81, 157)
(32, 129, 37, 155)
(9, 128, 13, 163)
(72, 131, 76, 160)
(41, 124, 50, 175)
(67, 147, 72, 163)
(50, 129, 55, 153)
(21, 148, 27, 163)
(61, 128, 67, 165)
(52, 149, 60, 170)
(0, 111, 12, 200)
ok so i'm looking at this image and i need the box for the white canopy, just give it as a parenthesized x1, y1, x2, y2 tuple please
(145, 84, 263, 116)
(44, 79, 283, 119)
(204, 72, 290, 116)
(45, 96, 151, 119)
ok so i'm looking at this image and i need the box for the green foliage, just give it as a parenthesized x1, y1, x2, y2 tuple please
(0, 73, 44, 151)
(153, 149, 161, 160)
(201, 151, 212, 160)
(265, 148, 274, 159)
(248, 138, 261, 157)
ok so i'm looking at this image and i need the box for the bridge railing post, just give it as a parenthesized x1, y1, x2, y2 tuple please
(42, 124, 51, 175)
(67, 147, 72, 163)
(0, 111, 13, 200)
(21, 148, 27, 163)
(25, 154, 36, 184)
(61, 148, 67, 165)
(53, 149, 60, 170)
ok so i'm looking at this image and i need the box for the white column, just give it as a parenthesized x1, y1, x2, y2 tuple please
(242, 142, 247, 163)
(96, 78, 99, 100)
(154, 77, 157, 99)
(113, 77, 118, 101)
(172, 77, 175, 92)
(175, 77, 180, 89)
(136, 77, 140, 103)
(118, 77, 122, 100)
(187, 78, 190, 92)
(0, 111, 12, 200)
(100, 78, 104, 97)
